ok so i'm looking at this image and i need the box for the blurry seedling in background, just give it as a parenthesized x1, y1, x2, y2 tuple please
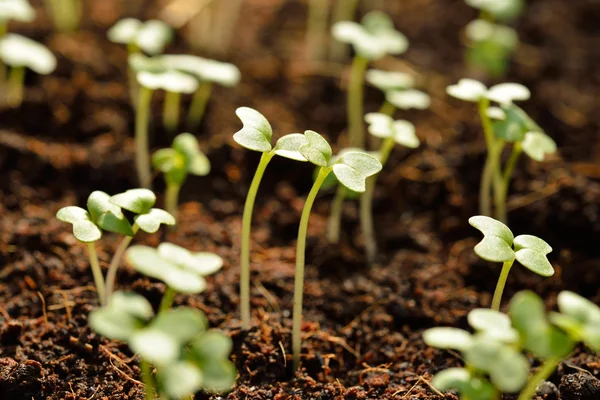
(0, 33, 56, 107)
(366, 68, 414, 115)
(465, 19, 518, 78)
(232, 107, 309, 330)
(153, 132, 211, 219)
(89, 292, 236, 399)
(44, 0, 81, 32)
(292, 130, 382, 369)
(328, 0, 361, 61)
(305, 0, 330, 62)
(0, 0, 35, 36)
(126, 242, 223, 312)
(361, 113, 420, 264)
(134, 69, 198, 188)
(332, 11, 408, 148)
(469, 215, 553, 311)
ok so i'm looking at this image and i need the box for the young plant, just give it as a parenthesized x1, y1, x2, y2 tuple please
(232, 107, 309, 330)
(360, 113, 420, 264)
(153, 132, 211, 219)
(292, 130, 382, 369)
(126, 243, 223, 312)
(465, 19, 518, 78)
(134, 69, 198, 188)
(44, 0, 81, 32)
(469, 215, 553, 311)
(332, 11, 408, 148)
(366, 68, 415, 115)
(0, 33, 56, 107)
(0, 0, 35, 37)
(89, 291, 236, 399)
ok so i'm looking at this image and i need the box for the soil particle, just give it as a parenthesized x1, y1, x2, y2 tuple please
(0, 357, 44, 400)
(559, 373, 600, 400)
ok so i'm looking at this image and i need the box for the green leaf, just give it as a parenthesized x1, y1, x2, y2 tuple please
(392, 120, 419, 148)
(134, 208, 176, 233)
(107, 18, 142, 44)
(386, 89, 431, 110)
(56, 206, 102, 242)
(88, 307, 140, 341)
(522, 131, 557, 161)
(162, 54, 240, 87)
(137, 70, 198, 93)
(110, 189, 156, 214)
(556, 291, 600, 325)
(87, 191, 133, 236)
(469, 215, 514, 244)
(172, 133, 211, 176)
(486, 83, 530, 105)
(299, 130, 333, 167)
(549, 312, 584, 339)
(110, 291, 155, 320)
(150, 308, 207, 343)
(158, 243, 223, 276)
(135, 19, 173, 55)
(469, 215, 515, 262)
(468, 308, 519, 343)
(197, 360, 236, 393)
(273, 133, 308, 161)
(513, 235, 552, 254)
(233, 107, 273, 152)
(332, 151, 382, 192)
(192, 331, 233, 360)
(160, 361, 203, 398)
(446, 79, 487, 102)
(514, 249, 554, 277)
(431, 368, 471, 392)
(153, 148, 180, 172)
(423, 327, 473, 351)
(130, 329, 180, 365)
(489, 348, 529, 392)
(365, 69, 414, 92)
(365, 113, 393, 138)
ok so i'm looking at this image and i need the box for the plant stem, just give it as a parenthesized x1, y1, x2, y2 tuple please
(159, 286, 175, 313)
(293, 167, 331, 371)
(369, 100, 396, 149)
(127, 44, 140, 109)
(0, 23, 6, 86)
(186, 81, 212, 130)
(136, 86, 153, 188)
(494, 143, 522, 224)
(140, 359, 156, 400)
(347, 55, 369, 148)
(491, 259, 514, 311)
(240, 152, 274, 330)
(329, 0, 361, 61)
(477, 97, 496, 216)
(306, 0, 330, 62)
(163, 91, 181, 134)
(87, 242, 106, 306)
(6, 66, 25, 108)
(104, 225, 139, 302)
(164, 183, 181, 223)
(45, 0, 81, 32)
(517, 359, 560, 400)
(326, 185, 345, 243)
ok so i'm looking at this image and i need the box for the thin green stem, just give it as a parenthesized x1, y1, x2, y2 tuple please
(491, 259, 514, 311)
(87, 242, 106, 306)
(186, 81, 212, 130)
(46, 0, 81, 32)
(477, 97, 497, 216)
(326, 185, 345, 243)
(240, 152, 274, 330)
(0, 23, 6, 86)
(293, 167, 332, 371)
(517, 359, 560, 400)
(140, 359, 156, 400)
(329, 0, 361, 61)
(306, 0, 330, 62)
(369, 101, 397, 149)
(159, 286, 176, 313)
(347, 55, 369, 148)
(104, 225, 139, 302)
(127, 44, 140, 109)
(136, 86, 153, 188)
(495, 143, 522, 223)
(163, 91, 181, 134)
(164, 183, 181, 222)
(6, 66, 25, 108)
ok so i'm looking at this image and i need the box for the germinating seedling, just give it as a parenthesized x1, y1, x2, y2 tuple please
(0, 0, 35, 36)
(465, 19, 518, 77)
(44, 0, 81, 32)
(469, 215, 553, 311)
(89, 291, 236, 399)
(332, 11, 408, 148)
(153, 132, 211, 219)
(126, 242, 223, 312)
(233, 106, 309, 330)
(0, 33, 56, 107)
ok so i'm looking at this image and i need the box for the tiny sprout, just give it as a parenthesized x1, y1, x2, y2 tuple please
(0, 0, 35, 33)
(153, 132, 210, 219)
(469, 215, 553, 311)
(386, 88, 431, 110)
(332, 11, 408, 149)
(44, 0, 81, 32)
(126, 243, 223, 312)
(466, 0, 524, 22)
(0, 33, 56, 107)
(465, 19, 519, 77)
(108, 18, 173, 55)
(549, 291, 600, 352)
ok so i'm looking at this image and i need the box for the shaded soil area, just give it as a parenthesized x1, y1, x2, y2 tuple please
(1, 0, 600, 399)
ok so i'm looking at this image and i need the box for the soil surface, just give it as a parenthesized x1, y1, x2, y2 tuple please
(2, 0, 600, 399)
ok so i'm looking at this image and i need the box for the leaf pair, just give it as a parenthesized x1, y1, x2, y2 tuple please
(153, 133, 211, 185)
(447, 79, 529, 105)
(108, 18, 173, 55)
(549, 291, 600, 352)
(365, 113, 420, 148)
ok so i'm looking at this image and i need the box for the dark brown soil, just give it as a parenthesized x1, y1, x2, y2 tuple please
(1, 0, 600, 399)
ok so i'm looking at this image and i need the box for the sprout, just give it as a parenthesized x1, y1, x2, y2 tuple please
(0, 33, 56, 107)
(153, 132, 211, 219)
(332, 11, 408, 148)
(232, 107, 308, 330)
(126, 243, 223, 312)
(108, 18, 173, 55)
(465, 19, 519, 77)
(291, 129, 381, 369)
(44, 0, 81, 32)
(0, 0, 35, 33)
(550, 291, 600, 352)
(466, 0, 524, 22)
(386, 89, 431, 110)
(469, 215, 553, 310)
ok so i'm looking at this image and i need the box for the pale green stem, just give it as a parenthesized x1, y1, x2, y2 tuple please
(0, 23, 6, 85)
(163, 91, 181, 134)
(127, 44, 140, 109)
(477, 97, 497, 216)
(369, 100, 396, 149)
(326, 185, 345, 244)
(186, 81, 212, 130)
(6, 66, 25, 108)
(159, 286, 176, 313)
(140, 359, 156, 400)
(136, 86, 153, 188)
(517, 359, 560, 400)
(293, 167, 332, 371)
(164, 183, 181, 223)
(491, 259, 514, 311)
(494, 143, 522, 223)
(104, 225, 139, 302)
(306, 0, 330, 62)
(329, 0, 361, 61)
(87, 242, 106, 306)
(46, 0, 81, 32)
(347, 55, 369, 148)
(240, 152, 275, 330)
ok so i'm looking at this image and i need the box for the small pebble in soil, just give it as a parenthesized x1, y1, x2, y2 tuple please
(559, 372, 600, 400)
(0, 320, 23, 345)
(536, 380, 559, 399)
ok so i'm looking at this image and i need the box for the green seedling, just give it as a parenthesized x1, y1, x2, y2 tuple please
(0, 33, 56, 108)
(466, 0, 523, 23)
(89, 291, 235, 399)
(44, 0, 81, 32)
(292, 130, 382, 369)
(0, 0, 35, 36)
(126, 242, 223, 312)
(465, 19, 518, 77)
(134, 69, 198, 187)
(153, 132, 211, 219)
(366, 68, 415, 116)
(469, 215, 553, 311)
(332, 11, 408, 148)
(360, 113, 420, 263)
(233, 107, 309, 330)
(549, 291, 600, 352)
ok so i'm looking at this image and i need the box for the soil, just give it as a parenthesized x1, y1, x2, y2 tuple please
(1, 0, 600, 399)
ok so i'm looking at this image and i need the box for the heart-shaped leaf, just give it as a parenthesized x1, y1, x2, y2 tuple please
(365, 113, 393, 138)
(423, 327, 473, 351)
(56, 206, 102, 242)
(160, 361, 204, 398)
(386, 89, 431, 110)
(468, 308, 518, 343)
(134, 19, 173, 55)
(522, 131, 557, 161)
(130, 329, 180, 365)
(446, 79, 487, 102)
(107, 18, 142, 44)
(273, 133, 308, 161)
(392, 120, 420, 148)
(158, 243, 223, 276)
(332, 151, 382, 192)
(233, 107, 273, 152)
(366, 69, 414, 92)
(469, 216, 515, 262)
(134, 208, 176, 233)
(173, 133, 211, 176)
(149, 308, 208, 343)
(137, 70, 198, 93)
(514, 248, 553, 277)
(556, 291, 600, 325)
(88, 291, 153, 341)
(486, 83, 530, 105)
(87, 191, 133, 236)
(299, 130, 332, 167)
(162, 54, 241, 87)
(110, 189, 156, 215)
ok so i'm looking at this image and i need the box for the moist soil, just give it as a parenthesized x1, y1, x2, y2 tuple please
(2, 0, 600, 399)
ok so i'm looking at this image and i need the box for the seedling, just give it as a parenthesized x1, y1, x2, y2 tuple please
(126, 242, 223, 312)
(469, 215, 553, 311)
(89, 291, 235, 399)
(0, 0, 35, 36)
(466, 0, 523, 21)
(292, 130, 382, 369)
(465, 19, 518, 77)
(332, 11, 408, 148)
(44, 0, 81, 32)
(360, 113, 419, 263)
(153, 132, 211, 219)
(0, 33, 56, 107)
(134, 69, 198, 188)
(233, 107, 309, 330)
(366, 68, 414, 115)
